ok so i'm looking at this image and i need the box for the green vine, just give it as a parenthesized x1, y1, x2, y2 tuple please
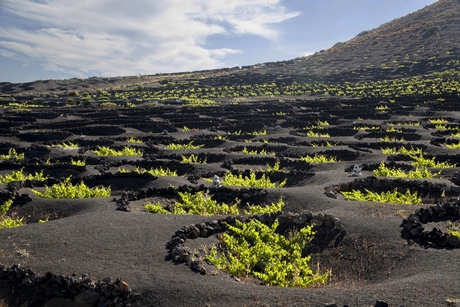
(207, 219, 329, 287)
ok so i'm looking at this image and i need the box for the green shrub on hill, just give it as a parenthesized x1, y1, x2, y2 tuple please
(207, 218, 329, 287)
(171, 190, 240, 216)
(341, 188, 422, 205)
(244, 198, 285, 214)
(181, 154, 207, 164)
(1, 148, 24, 161)
(70, 159, 86, 166)
(165, 141, 204, 150)
(380, 146, 424, 155)
(0, 168, 48, 184)
(373, 162, 441, 179)
(30, 177, 111, 198)
(410, 154, 456, 168)
(300, 154, 338, 164)
(93, 146, 143, 157)
(242, 147, 275, 156)
(144, 202, 172, 214)
(0, 198, 23, 228)
(221, 171, 286, 188)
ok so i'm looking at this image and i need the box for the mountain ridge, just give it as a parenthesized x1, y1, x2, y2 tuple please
(293, 0, 460, 82)
(1, 0, 460, 95)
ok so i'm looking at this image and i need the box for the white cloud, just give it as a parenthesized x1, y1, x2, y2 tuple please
(0, 0, 299, 78)
(0, 48, 19, 59)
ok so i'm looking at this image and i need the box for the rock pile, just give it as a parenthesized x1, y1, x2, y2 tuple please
(0, 264, 139, 307)
(402, 199, 460, 247)
(115, 192, 131, 212)
(450, 171, 460, 186)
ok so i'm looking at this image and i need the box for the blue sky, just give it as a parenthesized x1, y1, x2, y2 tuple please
(0, 0, 437, 83)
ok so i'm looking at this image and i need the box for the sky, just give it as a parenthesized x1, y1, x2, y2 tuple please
(0, 0, 438, 83)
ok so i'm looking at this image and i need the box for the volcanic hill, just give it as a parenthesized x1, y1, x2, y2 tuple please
(1, 0, 460, 95)
(1, 1, 460, 307)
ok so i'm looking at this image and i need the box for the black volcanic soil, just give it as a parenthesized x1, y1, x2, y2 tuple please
(2, 1, 460, 98)
(1, 97, 460, 307)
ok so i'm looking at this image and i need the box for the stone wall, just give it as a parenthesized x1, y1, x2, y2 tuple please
(402, 199, 460, 247)
(166, 211, 343, 275)
(0, 264, 138, 307)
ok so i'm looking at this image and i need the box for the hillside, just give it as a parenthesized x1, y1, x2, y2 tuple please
(291, 0, 460, 83)
(1, 0, 460, 98)
(3, 1, 460, 306)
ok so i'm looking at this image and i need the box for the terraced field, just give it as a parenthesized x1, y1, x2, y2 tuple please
(0, 95, 460, 306)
